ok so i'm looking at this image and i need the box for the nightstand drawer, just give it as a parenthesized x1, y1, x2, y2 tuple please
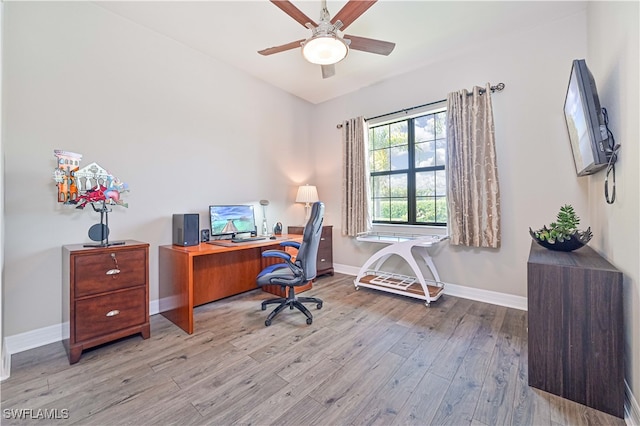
(317, 256, 332, 272)
(287, 225, 333, 277)
(318, 243, 332, 261)
(75, 287, 147, 342)
(74, 249, 147, 297)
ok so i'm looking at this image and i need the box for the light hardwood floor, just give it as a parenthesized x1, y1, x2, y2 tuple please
(1, 273, 625, 425)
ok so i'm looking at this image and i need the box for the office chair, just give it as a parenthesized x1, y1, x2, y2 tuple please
(256, 201, 325, 326)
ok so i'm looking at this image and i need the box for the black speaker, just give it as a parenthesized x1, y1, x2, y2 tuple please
(173, 214, 199, 246)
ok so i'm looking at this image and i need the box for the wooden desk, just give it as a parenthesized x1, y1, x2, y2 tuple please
(159, 235, 303, 334)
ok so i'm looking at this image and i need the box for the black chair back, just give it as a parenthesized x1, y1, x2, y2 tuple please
(295, 201, 324, 282)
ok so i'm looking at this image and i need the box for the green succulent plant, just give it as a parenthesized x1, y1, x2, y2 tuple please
(532, 205, 581, 243)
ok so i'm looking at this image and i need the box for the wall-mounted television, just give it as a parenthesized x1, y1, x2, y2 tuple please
(563, 59, 610, 176)
(209, 205, 256, 238)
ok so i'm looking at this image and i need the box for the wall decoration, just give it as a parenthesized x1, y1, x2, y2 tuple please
(53, 150, 129, 247)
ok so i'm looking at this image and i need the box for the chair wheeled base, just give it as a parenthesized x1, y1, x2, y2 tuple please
(261, 285, 323, 326)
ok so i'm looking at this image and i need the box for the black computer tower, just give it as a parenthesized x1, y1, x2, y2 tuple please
(173, 213, 199, 246)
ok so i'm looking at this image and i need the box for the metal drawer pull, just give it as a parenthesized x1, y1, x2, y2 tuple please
(106, 269, 121, 275)
(320, 238, 325, 241)
(320, 259, 326, 262)
(106, 310, 120, 317)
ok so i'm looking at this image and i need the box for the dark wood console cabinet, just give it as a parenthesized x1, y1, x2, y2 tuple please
(62, 240, 150, 364)
(288, 225, 334, 277)
(527, 242, 623, 418)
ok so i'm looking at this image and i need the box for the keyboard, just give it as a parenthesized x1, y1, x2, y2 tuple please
(231, 237, 266, 243)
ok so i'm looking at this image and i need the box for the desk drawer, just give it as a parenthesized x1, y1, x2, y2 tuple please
(74, 249, 147, 297)
(75, 287, 146, 342)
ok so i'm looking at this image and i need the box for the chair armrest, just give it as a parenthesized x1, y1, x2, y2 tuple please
(280, 241, 301, 250)
(261, 250, 292, 262)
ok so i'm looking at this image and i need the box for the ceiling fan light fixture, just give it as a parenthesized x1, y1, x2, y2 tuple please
(302, 34, 349, 65)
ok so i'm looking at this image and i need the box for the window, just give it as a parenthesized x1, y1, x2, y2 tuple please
(368, 107, 447, 226)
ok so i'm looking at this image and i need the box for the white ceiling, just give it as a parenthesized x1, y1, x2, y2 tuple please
(95, 1, 586, 104)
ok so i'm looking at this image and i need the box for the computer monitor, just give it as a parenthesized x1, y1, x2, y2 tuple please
(209, 205, 256, 239)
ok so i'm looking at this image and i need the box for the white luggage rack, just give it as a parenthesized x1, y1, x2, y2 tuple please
(354, 232, 449, 306)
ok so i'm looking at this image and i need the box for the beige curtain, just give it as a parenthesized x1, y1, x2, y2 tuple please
(446, 84, 501, 248)
(341, 116, 371, 237)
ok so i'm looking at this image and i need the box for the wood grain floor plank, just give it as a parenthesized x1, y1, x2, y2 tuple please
(389, 297, 458, 359)
(430, 346, 493, 425)
(313, 351, 406, 425)
(47, 364, 169, 425)
(73, 379, 184, 425)
(307, 322, 409, 407)
(512, 332, 552, 426)
(428, 312, 483, 381)
(1, 273, 623, 426)
(270, 395, 328, 425)
(467, 302, 507, 354)
(235, 358, 340, 425)
(391, 372, 450, 425)
(349, 339, 445, 425)
(473, 334, 521, 425)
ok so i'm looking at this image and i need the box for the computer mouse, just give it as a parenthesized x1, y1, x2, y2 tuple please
(270, 236, 276, 240)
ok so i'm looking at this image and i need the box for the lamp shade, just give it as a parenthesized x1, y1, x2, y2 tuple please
(296, 185, 319, 204)
(302, 36, 348, 65)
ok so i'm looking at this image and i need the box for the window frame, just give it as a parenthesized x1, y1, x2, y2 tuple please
(368, 104, 448, 227)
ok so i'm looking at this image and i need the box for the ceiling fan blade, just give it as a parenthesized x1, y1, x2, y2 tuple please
(258, 39, 305, 56)
(321, 64, 335, 79)
(331, 0, 377, 30)
(344, 34, 395, 56)
(271, 0, 317, 28)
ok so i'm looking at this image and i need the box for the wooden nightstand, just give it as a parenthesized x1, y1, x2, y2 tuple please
(287, 225, 334, 277)
(62, 240, 150, 364)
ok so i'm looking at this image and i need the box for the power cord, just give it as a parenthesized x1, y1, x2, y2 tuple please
(602, 108, 620, 204)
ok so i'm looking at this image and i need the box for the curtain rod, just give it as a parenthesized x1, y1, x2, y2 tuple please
(336, 82, 505, 129)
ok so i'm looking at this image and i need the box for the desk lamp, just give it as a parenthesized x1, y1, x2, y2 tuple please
(259, 199, 270, 236)
(296, 184, 319, 223)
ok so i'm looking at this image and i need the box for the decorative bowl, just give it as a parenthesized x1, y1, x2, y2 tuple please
(529, 227, 593, 252)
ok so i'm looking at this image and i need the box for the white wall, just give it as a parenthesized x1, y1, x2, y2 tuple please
(0, 1, 9, 380)
(3, 2, 638, 408)
(2, 2, 313, 337)
(311, 10, 591, 298)
(586, 0, 640, 413)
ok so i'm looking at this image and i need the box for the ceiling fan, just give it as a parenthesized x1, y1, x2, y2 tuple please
(258, 0, 396, 79)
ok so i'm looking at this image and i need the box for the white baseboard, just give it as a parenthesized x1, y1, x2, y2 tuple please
(150, 299, 159, 316)
(4, 301, 161, 357)
(1, 340, 11, 381)
(334, 263, 528, 311)
(4, 322, 65, 356)
(626, 380, 640, 425)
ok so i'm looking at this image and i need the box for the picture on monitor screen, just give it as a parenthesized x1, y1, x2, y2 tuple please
(209, 205, 256, 237)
